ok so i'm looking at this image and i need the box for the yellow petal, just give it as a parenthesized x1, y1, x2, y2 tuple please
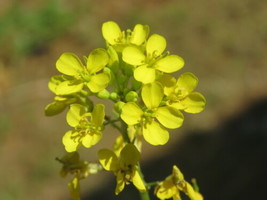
(87, 73, 110, 93)
(176, 92, 206, 113)
(120, 144, 140, 166)
(143, 121, 169, 145)
(134, 65, 156, 84)
(142, 82, 163, 109)
(82, 132, 102, 148)
(87, 48, 109, 74)
(130, 24, 149, 45)
(146, 34, 166, 57)
(121, 102, 143, 125)
(66, 104, 86, 127)
(56, 53, 84, 76)
(155, 178, 177, 200)
(98, 149, 119, 171)
(154, 55, 184, 73)
(122, 46, 146, 66)
(102, 21, 122, 45)
(172, 165, 184, 182)
(113, 136, 125, 157)
(91, 104, 105, 127)
(177, 72, 198, 93)
(155, 106, 184, 129)
(157, 74, 177, 96)
(115, 171, 125, 195)
(56, 80, 83, 95)
(132, 170, 146, 192)
(184, 182, 203, 200)
(62, 131, 80, 152)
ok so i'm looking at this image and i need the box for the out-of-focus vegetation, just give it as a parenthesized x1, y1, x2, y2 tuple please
(0, 0, 74, 63)
(1, 0, 267, 199)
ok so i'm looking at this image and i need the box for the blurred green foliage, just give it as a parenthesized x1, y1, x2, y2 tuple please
(0, 0, 74, 63)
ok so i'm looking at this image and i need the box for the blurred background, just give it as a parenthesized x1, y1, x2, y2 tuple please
(1, 0, 267, 199)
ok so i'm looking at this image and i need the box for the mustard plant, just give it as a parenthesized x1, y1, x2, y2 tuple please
(45, 21, 206, 200)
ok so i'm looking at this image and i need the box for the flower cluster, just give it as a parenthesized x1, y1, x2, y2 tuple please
(46, 21, 206, 200)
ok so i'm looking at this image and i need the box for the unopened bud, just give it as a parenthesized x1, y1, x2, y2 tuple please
(125, 91, 138, 102)
(97, 89, 110, 99)
(114, 101, 125, 113)
(110, 92, 119, 101)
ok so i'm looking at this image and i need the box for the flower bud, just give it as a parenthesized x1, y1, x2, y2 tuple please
(110, 92, 119, 101)
(97, 89, 110, 99)
(114, 101, 125, 113)
(125, 91, 138, 102)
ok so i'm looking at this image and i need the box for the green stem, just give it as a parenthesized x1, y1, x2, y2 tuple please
(140, 191, 150, 200)
(136, 163, 151, 200)
(120, 120, 130, 143)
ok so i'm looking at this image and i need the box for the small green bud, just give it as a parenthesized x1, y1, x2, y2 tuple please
(110, 92, 119, 101)
(97, 89, 110, 99)
(125, 91, 138, 102)
(114, 101, 125, 113)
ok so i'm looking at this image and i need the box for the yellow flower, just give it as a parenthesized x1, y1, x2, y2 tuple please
(102, 21, 149, 49)
(55, 48, 110, 95)
(158, 73, 206, 113)
(155, 165, 203, 200)
(98, 144, 146, 195)
(121, 82, 184, 145)
(122, 34, 184, 84)
(62, 104, 105, 152)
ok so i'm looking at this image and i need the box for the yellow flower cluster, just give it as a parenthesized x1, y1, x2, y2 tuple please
(46, 21, 206, 200)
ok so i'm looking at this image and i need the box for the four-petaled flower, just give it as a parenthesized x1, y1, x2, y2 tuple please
(155, 165, 203, 200)
(62, 104, 105, 152)
(55, 48, 110, 95)
(158, 73, 206, 113)
(98, 144, 146, 194)
(122, 34, 184, 84)
(102, 21, 149, 51)
(121, 82, 184, 145)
